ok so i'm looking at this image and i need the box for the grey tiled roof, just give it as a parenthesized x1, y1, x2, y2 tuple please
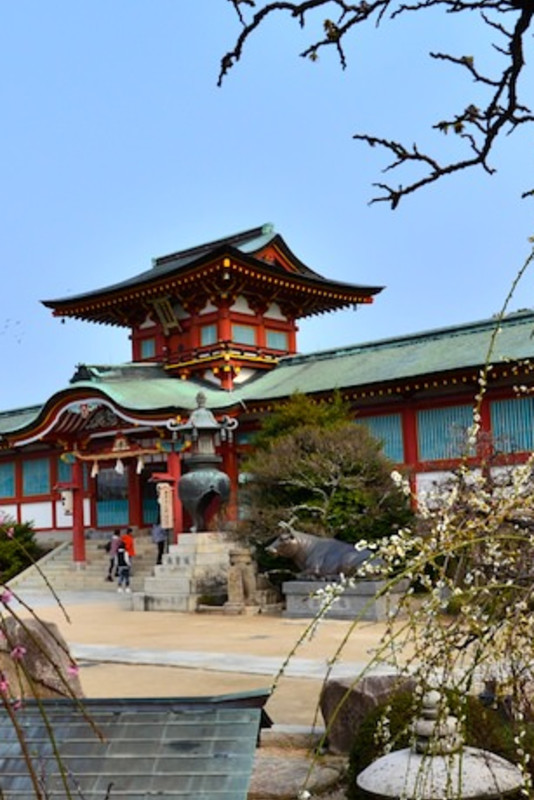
(43, 226, 280, 305)
(42, 224, 381, 309)
(0, 696, 262, 799)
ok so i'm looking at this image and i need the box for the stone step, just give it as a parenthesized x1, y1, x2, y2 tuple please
(142, 576, 192, 594)
(131, 592, 192, 612)
(8, 537, 158, 594)
(135, 531, 233, 614)
(167, 534, 232, 555)
(163, 553, 231, 569)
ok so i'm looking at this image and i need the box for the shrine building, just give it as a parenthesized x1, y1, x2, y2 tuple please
(1, 223, 534, 562)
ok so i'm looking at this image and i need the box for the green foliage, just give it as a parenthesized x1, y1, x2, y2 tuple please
(251, 391, 351, 450)
(347, 690, 415, 799)
(0, 518, 47, 583)
(462, 698, 534, 779)
(238, 410, 413, 568)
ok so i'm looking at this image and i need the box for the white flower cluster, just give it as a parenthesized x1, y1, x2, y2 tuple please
(390, 469, 412, 496)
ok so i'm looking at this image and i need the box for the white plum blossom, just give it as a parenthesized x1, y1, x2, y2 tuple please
(390, 469, 411, 496)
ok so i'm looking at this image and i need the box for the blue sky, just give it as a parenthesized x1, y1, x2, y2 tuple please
(1, 2, 533, 411)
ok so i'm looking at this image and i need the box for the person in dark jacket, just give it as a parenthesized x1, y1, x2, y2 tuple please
(152, 523, 168, 566)
(115, 542, 131, 593)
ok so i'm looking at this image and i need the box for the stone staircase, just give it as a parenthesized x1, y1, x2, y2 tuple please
(132, 532, 233, 612)
(7, 531, 236, 614)
(8, 533, 158, 594)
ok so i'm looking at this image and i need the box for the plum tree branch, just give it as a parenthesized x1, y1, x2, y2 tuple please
(221, 0, 534, 208)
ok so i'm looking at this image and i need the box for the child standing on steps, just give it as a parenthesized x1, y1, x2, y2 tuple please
(115, 541, 131, 593)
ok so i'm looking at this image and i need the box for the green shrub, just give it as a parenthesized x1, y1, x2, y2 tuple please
(0, 518, 48, 583)
(239, 420, 413, 553)
(347, 691, 415, 799)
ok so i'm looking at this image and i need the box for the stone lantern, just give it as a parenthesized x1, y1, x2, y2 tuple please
(356, 688, 524, 799)
(167, 392, 238, 532)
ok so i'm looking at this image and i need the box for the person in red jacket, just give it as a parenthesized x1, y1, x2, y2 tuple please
(121, 527, 136, 574)
(121, 527, 136, 556)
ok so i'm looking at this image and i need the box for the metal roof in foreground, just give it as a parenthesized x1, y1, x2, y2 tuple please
(0, 695, 263, 799)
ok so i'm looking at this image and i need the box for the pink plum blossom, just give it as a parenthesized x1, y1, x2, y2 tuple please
(10, 645, 26, 661)
(0, 589, 13, 605)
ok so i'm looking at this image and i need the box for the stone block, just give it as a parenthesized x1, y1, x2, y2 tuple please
(132, 593, 192, 612)
(142, 576, 191, 594)
(320, 674, 415, 754)
(282, 579, 407, 621)
(0, 617, 84, 700)
(138, 531, 233, 613)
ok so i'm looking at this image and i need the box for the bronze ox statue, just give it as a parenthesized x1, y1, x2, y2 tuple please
(266, 526, 377, 579)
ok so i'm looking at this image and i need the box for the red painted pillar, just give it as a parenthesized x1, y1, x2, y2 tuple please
(189, 313, 200, 348)
(220, 367, 234, 391)
(218, 304, 231, 343)
(72, 459, 86, 565)
(128, 462, 142, 529)
(256, 314, 266, 349)
(477, 397, 492, 466)
(288, 322, 298, 354)
(402, 407, 419, 502)
(167, 451, 183, 545)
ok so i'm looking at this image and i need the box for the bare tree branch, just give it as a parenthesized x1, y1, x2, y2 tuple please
(222, 0, 534, 208)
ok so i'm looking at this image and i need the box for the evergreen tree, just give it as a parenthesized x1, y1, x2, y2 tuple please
(238, 394, 413, 563)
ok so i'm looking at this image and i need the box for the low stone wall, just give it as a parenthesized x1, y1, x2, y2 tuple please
(282, 579, 407, 621)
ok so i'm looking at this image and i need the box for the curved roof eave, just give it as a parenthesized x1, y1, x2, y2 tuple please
(41, 233, 383, 313)
(4, 378, 242, 446)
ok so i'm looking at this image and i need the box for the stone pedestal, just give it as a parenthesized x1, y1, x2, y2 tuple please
(133, 531, 233, 612)
(224, 547, 258, 614)
(282, 579, 407, 621)
(223, 547, 283, 615)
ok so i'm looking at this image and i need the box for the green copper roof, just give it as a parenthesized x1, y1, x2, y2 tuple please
(2, 311, 534, 439)
(72, 310, 534, 407)
(68, 365, 236, 412)
(0, 367, 238, 438)
(0, 405, 43, 435)
(238, 309, 534, 402)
